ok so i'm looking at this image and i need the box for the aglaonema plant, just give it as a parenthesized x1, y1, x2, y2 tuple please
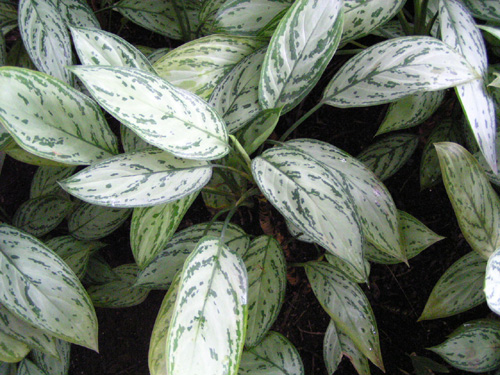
(0, 0, 498, 374)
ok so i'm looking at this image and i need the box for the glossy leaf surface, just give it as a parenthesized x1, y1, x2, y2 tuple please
(57, 0, 100, 28)
(462, 0, 500, 22)
(30, 166, 76, 199)
(485, 247, 500, 315)
(31, 338, 70, 375)
(0, 332, 29, 363)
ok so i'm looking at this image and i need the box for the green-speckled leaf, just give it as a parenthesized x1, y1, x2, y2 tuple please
(420, 120, 463, 190)
(18, 0, 73, 84)
(209, 47, 266, 134)
(17, 358, 47, 374)
(429, 319, 500, 372)
(46, 236, 105, 280)
(5, 147, 70, 167)
(213, 0, 292, 36)
(58, 0, 100, 28)
(84, 253, 120, 285)
(0, 67, 118, 164)
(252, 147, 366, 276)
(120, 125, 152, 153)
(88, 263, 149, 308)
(305, 261, 383, 370)
(357, 133, 418, 181)
(146, 47, 171, 65)
(235, 108, 282, 155)
(0, 304, 58, 358)
(166, 236, 248, 375)
(68, 202, 131, 240)
(440, 0, 497, 172)
(324, 320, 370, 375)
(325, 253, 371, 283)
(31, 338, 70, 375)
(485, 247, 500, 315)
(377, 90, 445, 136)
(12, 196, 73, 237)
(70, 26, 155, 73)
(60, 149, 212, 208)
(342, 0, 405, 43)
(0, 331, 29, 363)
(148, 273, 181, 375)
(30, 166, 76, 199)
(136, 222, 249, 289)
(419, 251, 486, 320)
(154, 35, 265, 99)
(370, 20, 407, 39)
(0, 224, 98, 351)
(323, 36, 478, 107)
(285, 138, 405, 262)
(462, 0, 500, 22)
(238, 331, 304, 375)
(436, 142, 500, 258)
(244, 236, 286, 348)
(70, 65, 229, 160)
(365, 210, 444, 264)
(131, 192, 197, 268)
(259, 0, 343, 113)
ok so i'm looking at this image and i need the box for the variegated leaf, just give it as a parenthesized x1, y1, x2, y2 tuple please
(0, 224, 98, 351)
(46, 236, 105, 280)
(31, 338, 70, 375)
(429, 319, 500, 372)
(238, 331, 304, 375)
(325, 253, 371, 283)
(324, 320, 370, 375)
(435, 142, 500, 258)
(70, 26, 155, 73)
(256, 8, 289, 38)
(305, 261, 383, 370)
(84, 253, 120, 285)
(154, 35, 265, 99)
(30, 166, 76, 199)
(252, 147, 366, 277)
(235, 108, 282, 155)
(0, 125, 11, 151)
(357, 133, 418, 181)
(209, 47, 266, 134)
(5, 147, 69, 167)
(371, 20, 407, 39)
(58, 0, 100, 28)
(0, 67, 118, 164)
(12, 196, 73, 237)
(420, 119, 463, 190)
(131, 192, 197, 268)
(244, 236, 286, 348)
(17, 359, 47, 375)
(342, 0, 405, 43)
(462, 0, 500, 22)
(377, 90, 445, 136)
(136, 222, 249, 289)
(419, 251, 486, 320)
(0, 304, 58, 357)
(202, 167, 244, 211)
(485, 247, 500, 315)
(148, 273, 181, 375)
(166, 237, 248, 375)
(68, 202, 131, 240)
(18, 0, 73, 84)
(213, 0, 292, 36)
(120, 125, 152, 153)
(60, 149, 212, 208)
(70, 65, 229, 160)
(285, 138, 405, 262)
(323, 36, 478, 107)
(440, 0, 497, 172)
(259, 0, 343, 113)
(146, 47, 171, 65)
(88, 263, 149, 308)
(0, 331, 29, 363)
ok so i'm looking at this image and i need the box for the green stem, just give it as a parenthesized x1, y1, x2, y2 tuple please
(279, 102, 324, 142)
(94, 4, 117, 14)
(288, 262, 307, 268)
(230, 135, 252, 171)
(336, 49, 364, 56)
(348, 40, 368, 49)
(212, 164, 253, 183)
(203, 208, 231, 236)
(397, 10, 412, 36)
(201, 186, 238, 198)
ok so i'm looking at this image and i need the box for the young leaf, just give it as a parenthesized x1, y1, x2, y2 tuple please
(323, 36, 478, 107)
(70, 26, 155, 73)
(0, 67, 119, 165)
(238, 331, 304, 375)
(357, 133, 418, 181)
(166, 237, 248, 375)
(244, 236, 287, 348)
(419, 251, 486, 321)
(18, 0, 73, 84)
(259, 0, 343, 113)
(30, 166, 76, 199)
(84, 253, 120, 285)
(60, 149, 212, 208)
(435, 142, 500, 259)
(485, 247, 500, 315)
(0, 224, 98, 351)
(461, 0, 500, 22)
(31, 338, 70, 375)
(0, 331, 29, 363)
(57, 0, 100, 28)
(131, 192, 197, 268)
(252, 147, 366, 277)
(70, 65, 229, 160)
(429, 319, 500, 372)
(235, 108, 282, 155)
(305, 261, 384, 371)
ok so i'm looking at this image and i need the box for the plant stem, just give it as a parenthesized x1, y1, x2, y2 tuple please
(201, 186, 238, 198)
(397, 10, 412, 36)
(229, 135, 253, 175)
(288, 262, 307, 268)
(212, 164, 253, 183)
(336, 49, 364, 56)
(279, 102, 324, 142)
(94, 4, 117, 14)
(348, 40, 368, 49)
